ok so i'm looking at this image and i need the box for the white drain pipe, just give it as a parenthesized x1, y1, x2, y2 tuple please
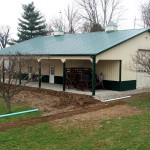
(101, 96, 131, 102)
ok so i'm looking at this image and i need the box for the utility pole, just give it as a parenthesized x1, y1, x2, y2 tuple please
(134, 17, 137, 29)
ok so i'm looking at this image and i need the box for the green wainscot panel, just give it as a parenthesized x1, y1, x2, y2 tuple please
(103, 80, 136, 91)
(54, 76, 63, 84)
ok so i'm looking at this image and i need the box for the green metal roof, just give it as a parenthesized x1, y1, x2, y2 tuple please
(0, 28, 149, 56)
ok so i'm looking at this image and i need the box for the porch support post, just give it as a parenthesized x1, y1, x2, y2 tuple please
(19, 59, 21, 85)
(38, 61, 41, 88)
(92, 55, 96, 96)
(62, 62, 66, 91)
(2, 59, 5, 83)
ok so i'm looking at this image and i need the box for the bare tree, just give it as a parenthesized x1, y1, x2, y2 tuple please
(141, 0, 150, 28)
(49, 4, 81, 34)
(77, 0, 99, 25)
(127, 50, 150, 74)
(81, 21, 91, 32)
(99, 0, 122, 28)
(46, 24, 54, 35)
(50, 16, 67, 32)
(0, 26, 10, 49)
(76, 0, 105, 32)
(65, 4, 81, 33)
(99, 0, 109, 28)
(77, 0, 123, 30)
(0, 55, 38, 113)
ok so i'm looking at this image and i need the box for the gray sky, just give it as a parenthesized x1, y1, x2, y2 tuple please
(0, 0, 147, 38)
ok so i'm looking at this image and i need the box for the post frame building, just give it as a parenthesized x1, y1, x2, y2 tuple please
(0, 27, 150, 95)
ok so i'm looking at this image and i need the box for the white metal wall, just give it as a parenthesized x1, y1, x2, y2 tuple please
(96, 31, 150, 82)
(96, 60, 119, 81)
(136, 72, 150, 88)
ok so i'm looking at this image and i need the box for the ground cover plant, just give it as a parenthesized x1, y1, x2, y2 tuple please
(0, 92, 149, 150)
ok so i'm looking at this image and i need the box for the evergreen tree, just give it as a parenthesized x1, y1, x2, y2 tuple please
(17, 2, 47, 42)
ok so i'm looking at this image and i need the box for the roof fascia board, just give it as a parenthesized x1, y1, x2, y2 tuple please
(0, 54, 96, 57)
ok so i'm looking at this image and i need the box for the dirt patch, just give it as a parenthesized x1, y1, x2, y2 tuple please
(0, 87, 147, 131)
(13, 86, 99, 116)
(52, 105, 142, 130)
(0, 103, 142, 131)
(13, 87, 149, 117)
(54, 105, 141, 124)
(0, 101, 125, 131)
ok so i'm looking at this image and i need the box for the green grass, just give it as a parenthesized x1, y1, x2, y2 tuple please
(0, 94, 149, 150)
(126, 97, 150, 110)
(0, 98, 41, 124)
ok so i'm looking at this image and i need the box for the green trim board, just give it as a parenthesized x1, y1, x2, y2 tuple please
(103, 80, 136, 91)
(18, 73, 137, 91)
(36, 75, 63, 84)
(13, 73, 28, 80)
(20, 73, 28, 80)
(20, 73, 39, 81)
(46, 77, 136, 91)
(42, 75, 49, 83)
(16, 73, 137, 91)
(119, 80, 136, 91)
(55, 76, 63, 84)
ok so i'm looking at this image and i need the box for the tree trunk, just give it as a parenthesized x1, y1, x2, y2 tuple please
(5, 97, 11, 114)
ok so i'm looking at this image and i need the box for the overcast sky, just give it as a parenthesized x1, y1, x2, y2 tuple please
(0, 0, 147, 38)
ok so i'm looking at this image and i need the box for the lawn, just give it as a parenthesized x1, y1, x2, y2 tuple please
(0, 98, 42, 124)
(0, 93, 149, 150)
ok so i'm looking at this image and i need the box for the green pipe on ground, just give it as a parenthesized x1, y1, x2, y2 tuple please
(0, 109, 38, 118)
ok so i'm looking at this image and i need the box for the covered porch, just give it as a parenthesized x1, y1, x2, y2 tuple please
(20, 56, 99, 96)
(1, 55, 122, 96)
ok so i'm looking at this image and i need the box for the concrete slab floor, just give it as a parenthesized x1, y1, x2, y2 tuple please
(25, 82, 114, 96)
(5, 80, 149, 99)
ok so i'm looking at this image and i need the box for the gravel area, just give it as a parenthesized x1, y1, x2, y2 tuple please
(95, 87, 150, 102)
